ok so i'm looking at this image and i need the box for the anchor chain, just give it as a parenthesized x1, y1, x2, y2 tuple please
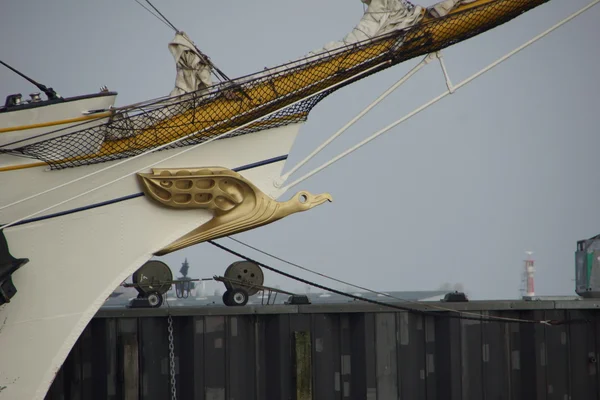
(167, 313, 177, 400)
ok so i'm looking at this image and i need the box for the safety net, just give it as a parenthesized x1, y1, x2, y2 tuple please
(1, 0, 548, 170)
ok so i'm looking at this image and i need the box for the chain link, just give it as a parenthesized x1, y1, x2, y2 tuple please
(167, 313, 177, 400)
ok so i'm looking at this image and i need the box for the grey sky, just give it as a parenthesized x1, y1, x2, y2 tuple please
(2, 0, 599, 300)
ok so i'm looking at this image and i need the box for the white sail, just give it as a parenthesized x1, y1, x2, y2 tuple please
(312, 0, 424, 54)
(168, 31, 213, 96)
(429, 0, 477, 18)
(230, 0, 424, 86)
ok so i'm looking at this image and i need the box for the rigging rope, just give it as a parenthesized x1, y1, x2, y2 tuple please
(228, 236, 544, 322)
(133, 0, 173, 31)
(210, 239, 591, 326)
(276, 53, 434, 186)
(134, 0, 233, 84)
(278, 0, 600, 192)
(0, 62, 389, 229)
(228, 236, 413, 302)
(144, 0, 179, 32)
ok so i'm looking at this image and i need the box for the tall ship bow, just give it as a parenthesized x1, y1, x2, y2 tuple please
(0, 1, 560, 398)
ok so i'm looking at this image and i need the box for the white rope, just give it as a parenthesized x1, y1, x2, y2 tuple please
(0, 61, 390, 230)
(279, 0, 600, 193)
(1, 119, 227, 213)
(275, 53, 435, 187)
(1, 60, 389, 214)
(0, 63, 390, 213)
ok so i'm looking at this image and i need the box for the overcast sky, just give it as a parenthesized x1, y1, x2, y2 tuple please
(2, 0, 599, 300)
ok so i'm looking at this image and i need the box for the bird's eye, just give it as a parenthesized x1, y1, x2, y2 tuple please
(299, 194, 307, 203)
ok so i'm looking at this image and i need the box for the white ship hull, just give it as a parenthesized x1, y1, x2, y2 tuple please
(0, 0, 581, 396)
(0, 123, 301, 399)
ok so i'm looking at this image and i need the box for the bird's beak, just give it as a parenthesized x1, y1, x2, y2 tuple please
(312, 192, 333, 205)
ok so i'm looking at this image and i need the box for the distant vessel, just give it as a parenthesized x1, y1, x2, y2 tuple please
(0, 1, 564, 398)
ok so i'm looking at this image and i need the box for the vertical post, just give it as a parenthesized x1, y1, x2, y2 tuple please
(122, 333, 139, 400)
(293, 331, 313, 400)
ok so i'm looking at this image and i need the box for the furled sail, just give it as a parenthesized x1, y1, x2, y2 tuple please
(103, 31, 213, 142)
(310, 0, 423, 55)
(234, 0, 424, 83)
(429, 0, 477, 18)
(168, 31, 213, 96)
(2, 0, 551, 169)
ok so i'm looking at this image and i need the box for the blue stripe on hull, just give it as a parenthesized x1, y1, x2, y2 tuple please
(4, 154, 288, 228)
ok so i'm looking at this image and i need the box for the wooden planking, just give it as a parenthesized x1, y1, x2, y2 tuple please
(519, 310, 548, 400)
(122, 333, 139, 400)
(177, 316, 197, 400)
(293, 331, 313, 400)
(138, 317, 167, 399)
(364, 312, 378, 400)
(254, 315, 267, 400)
(227, 315, 256, 400)
(348, 313, 369, 399)
(569, 310, 599, 400)
(506, 311, 523, 400)
(460, 312, 483, 400)
(118, 318, 140, 400)
(544, 310, 570, 399)
(375, 312, 398, 400)
(46, 305, 600, 400)
(192, 316, 206, 400)
(264, 313, 291, 399)
(424, 315, 437, 400)
(204, 316, 226, 400)
(481, 311, 511, 400)
(101, 318, 119, 400)
(339, 314, 352, 399)
(312, 313, 341, 400)
(397, 312, 426, 399)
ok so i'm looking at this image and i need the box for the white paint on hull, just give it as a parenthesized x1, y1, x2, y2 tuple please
(0, 123, 300, 224)
(0, 94, 116, 149)
(0, 123, 302, 400)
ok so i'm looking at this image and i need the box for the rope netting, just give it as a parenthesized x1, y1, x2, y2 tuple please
(2, 0, 548, 170)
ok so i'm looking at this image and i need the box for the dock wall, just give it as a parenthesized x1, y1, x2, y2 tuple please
(45, 300, 600, 399)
